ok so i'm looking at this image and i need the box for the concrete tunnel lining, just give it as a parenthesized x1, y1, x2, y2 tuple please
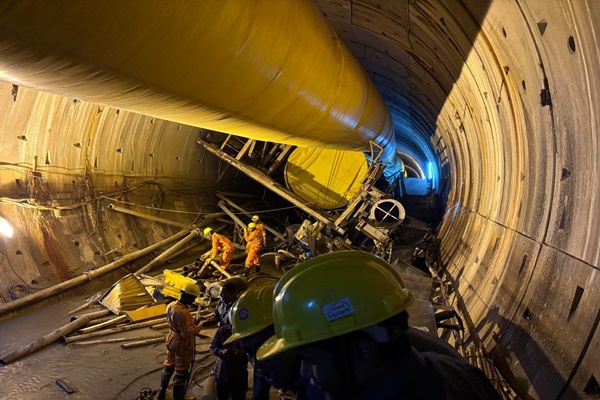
(0, 1, 599, 399)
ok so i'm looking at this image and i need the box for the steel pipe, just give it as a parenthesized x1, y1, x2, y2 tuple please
(63, 317, 166, 344)
(217, 201, 248, 231)
(0, 316, 89, 364)
(216, 193, 285, 241)
(108, 204, 193, 229)
(134, 229, 201, 276)
(0, 229, 191, 316)
(121, 337, 166, 349)
(199, 140, 344, 235)
(69, 309, 111, 322)
(200, 376, 217, 400)
(70, 334, 165, 346)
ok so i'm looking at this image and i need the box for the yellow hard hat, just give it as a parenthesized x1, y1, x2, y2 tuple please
(248, 222, 256, 229)
(224, 283, 275, 345)
(181, 284, 200, 298)
(255, 251, 414, 360)
(251, 215, 259, 222)
(203, 227, 213, 236)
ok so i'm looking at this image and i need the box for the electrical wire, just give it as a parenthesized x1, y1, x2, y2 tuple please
(8, 284, 29, 299)
(111, 366, 164, 400)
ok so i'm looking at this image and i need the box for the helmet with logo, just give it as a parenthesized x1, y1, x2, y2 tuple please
(251, 215, 260, 222)
(248, 222, 256, 229)
(203, 227, 213, 236)
(224, 283, 275, 345)
(256, 251, 414, 360)
(181, 283, 200, 298)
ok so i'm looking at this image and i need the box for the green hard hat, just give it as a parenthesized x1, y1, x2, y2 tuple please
(224, 283, 275, 345)
(256, 251, 414, 360)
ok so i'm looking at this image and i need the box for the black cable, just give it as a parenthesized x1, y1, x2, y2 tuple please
(111, 366, 164, 400)
(8, 284, 29, 299)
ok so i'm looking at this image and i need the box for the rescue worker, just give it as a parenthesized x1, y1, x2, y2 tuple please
(225, 284, 275, 400)
(244, 222, 263, 275)
(203, 227, 235, 271)
(155, 284, 203, 400)
(225, 283, 322, 400)
(251, 215, 267, 248)
(210, 323, 249, 400)
(256, 251, 502, 400)
(200, 281, 239, 328)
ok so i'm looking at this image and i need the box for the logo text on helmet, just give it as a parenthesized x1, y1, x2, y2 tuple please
(239, 308, 249, 320)
(322, 297, 355, 322)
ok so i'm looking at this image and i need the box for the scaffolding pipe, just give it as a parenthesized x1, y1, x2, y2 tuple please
(0, 229, 191, 316)
(64, 317, 167, 344)
(69, 309, 111, 322)
(216, 193, 285, 241)
(70, 334, 165, 346)
(121, 337, 166, 349)
(217, 201, 248, 231)
(108, 204, 194, 229)
(199, 140, 344, 234)
(134, 229, 201, 276)
(200, 376, 217, 400)
(0, 316, 90, 364)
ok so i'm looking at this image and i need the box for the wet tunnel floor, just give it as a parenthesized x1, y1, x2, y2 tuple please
(0, 268, 286, 400)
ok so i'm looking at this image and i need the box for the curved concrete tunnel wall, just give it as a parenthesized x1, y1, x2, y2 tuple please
(0, 1, 598, 399)
(321, 1, 598, 398)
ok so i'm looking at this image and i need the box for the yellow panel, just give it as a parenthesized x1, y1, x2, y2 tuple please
(125, 303, 167, 322)
(285, 148, 368, 209)
(161, 270, 197, 301)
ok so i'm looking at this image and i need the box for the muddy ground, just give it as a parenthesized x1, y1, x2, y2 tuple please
(0, 274, 283, 400)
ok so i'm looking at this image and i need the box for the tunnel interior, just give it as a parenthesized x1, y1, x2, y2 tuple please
(0, 1, 599, 399)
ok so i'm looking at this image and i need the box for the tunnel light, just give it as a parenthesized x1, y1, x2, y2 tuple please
(427, 162, 433, 180)
(0, 216, 14, 238)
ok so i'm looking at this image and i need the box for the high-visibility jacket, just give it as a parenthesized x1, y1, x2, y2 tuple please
(244, 229, 263, 267)
(164, 301, 201, 370)
(210, 232, 235, 268)
(255, 222, 266, 244)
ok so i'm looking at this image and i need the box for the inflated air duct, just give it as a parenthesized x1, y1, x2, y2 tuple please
(284, 148, 369, 209)
(0, 0, 399, 168)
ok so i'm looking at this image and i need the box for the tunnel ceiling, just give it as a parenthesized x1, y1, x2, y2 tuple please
(0, 1, 599, 399)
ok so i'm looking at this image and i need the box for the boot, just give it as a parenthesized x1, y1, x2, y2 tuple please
(155, 367, 174, 400)
(255, 264, 261, 274)
(154, 381, 169, 400)
(243, 266, 251, 276)
(172, 384, 186, 400)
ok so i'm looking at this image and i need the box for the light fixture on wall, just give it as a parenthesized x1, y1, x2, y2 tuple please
(0, 216, 14, 238)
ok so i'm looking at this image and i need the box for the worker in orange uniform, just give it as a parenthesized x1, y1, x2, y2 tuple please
(251, 215, 267, 248)
(244, 222, 263, 275)
(203, 227, 235, 271)
(155, 284, 203, 400)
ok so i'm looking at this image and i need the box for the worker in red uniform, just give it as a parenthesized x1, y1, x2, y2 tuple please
(203, 227, 235, 270)
(155, 284, 203, 400)
(244, 222, 263, 275)
(251, 215, 267, 247)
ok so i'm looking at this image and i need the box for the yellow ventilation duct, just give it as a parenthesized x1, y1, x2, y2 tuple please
(0, 0, 398, 165)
